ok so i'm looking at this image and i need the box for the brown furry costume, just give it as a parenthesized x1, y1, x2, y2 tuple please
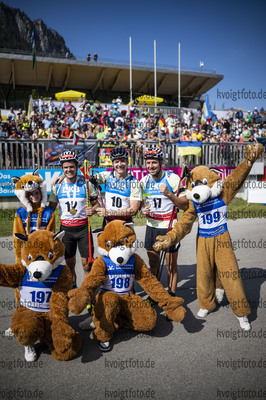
(68, 220, 186, 343)
(0, 230, 81, 361)
(12, 170, 55, 263)
(154, 143, 263, 318)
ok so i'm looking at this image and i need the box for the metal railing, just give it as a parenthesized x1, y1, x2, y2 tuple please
(0, 140, 263, 170)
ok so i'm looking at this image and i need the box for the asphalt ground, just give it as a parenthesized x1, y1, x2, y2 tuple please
(0, 218, 265, 400)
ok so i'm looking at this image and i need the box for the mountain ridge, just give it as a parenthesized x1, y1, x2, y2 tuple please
(0, 2, 73, 56)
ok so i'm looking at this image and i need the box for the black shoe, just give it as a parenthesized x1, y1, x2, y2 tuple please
(98, 341, 111, 352)
(168, 290, 176, 297)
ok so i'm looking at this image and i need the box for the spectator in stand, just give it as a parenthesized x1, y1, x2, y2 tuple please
(42, 114, 52, 130)
(61, 123, 72, 139)
(95, 128, 106, 141)
(0, 124, 8, 138)
(191, 128, 202, 141)
(116, 96, 122, 105)
(158, 127, 168, 142)
(21, 127, 31, 139)
(182, 130, 192, 141)
(183, 110, 191, 127)
(235, 108, 243, 122)
(227, 108, 234, 122)
(58, 98, 66, 113)
(38, 124, 48, 139)
(30, 115, 38, 132)
(7, 107, 16, 121)
(103, 104, 109, 117)
(87, 53, 91, 61)
(9, 127, 19, 139)
(75, 126, 87, 140)
(246, 111, 252, 123)
(86, 125, 95, 139)
(169, 127, 180, 143)
(71, 117, 82, 132)
(223, 119, 231, 133)
(48, 98, 55, 113)
(65, 101, 75, 113)
(21, 116, 30, 131)
(111, 106, 120, 119)
(252, 107, 259, 123)
(65, 111, 75, 126)
(242, 126, 251, 142)
(32, 128, 39, 141)
(94, 53, 98, 62)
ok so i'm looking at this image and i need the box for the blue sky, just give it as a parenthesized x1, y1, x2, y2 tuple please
(4, 0, 266, 111)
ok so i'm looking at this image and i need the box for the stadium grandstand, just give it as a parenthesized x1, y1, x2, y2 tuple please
(0, 49, 223, 108)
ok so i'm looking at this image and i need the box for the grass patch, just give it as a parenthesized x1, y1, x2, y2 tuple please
(1, 199, 266, 237)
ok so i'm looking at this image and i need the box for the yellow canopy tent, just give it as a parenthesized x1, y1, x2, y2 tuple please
(55, 90, 86, 102)
(128, 95, 164, 106)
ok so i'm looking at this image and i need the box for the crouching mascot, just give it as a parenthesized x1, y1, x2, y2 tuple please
(0, 230, 81, 362)
(68, 220, 186, 352)
(154, 143, 263, 331)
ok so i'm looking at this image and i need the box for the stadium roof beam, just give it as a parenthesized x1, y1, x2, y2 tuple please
(157, 74, 168, 92)
(92, 69, 105, 93)
(180, 76, 197, 95)
(193, 77, 211, 97)
(137, 72, 153, 93)
(11, 60, 15, 89)
(46, 64, 53, 91)
(110, 69, 123, 91)
(62, 65, 71, 90)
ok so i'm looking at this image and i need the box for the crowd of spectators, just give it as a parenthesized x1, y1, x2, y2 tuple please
(0, 97, 265, 145)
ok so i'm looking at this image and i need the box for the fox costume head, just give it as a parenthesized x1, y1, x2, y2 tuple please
(185, 166, 223, 204)
(97, 220, 137, 266)
(12, 169, 47, 212)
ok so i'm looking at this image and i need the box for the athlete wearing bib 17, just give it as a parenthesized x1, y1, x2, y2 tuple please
(140, 148, 188, 299)
(49, 151, 100, 287)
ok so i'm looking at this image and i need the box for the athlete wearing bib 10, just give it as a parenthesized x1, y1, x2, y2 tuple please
(92, 146, 141, 225)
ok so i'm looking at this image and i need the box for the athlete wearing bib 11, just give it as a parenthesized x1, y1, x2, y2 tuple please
(92, 146, 141, 226)
(49, 151, 100, 287)
(140, 148, 188, 298)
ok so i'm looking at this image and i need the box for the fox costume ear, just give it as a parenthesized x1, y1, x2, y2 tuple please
(53, 231, 65, 242)
(209, 167, 222, 175)
(12, 176, 20, 184)
(33, 168, 40, 177)
(123, 221, 134, 227)
(14, 233, 28, 242)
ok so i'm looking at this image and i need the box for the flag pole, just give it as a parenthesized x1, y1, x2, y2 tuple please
(129, 36, 132, 105)
(154, 40, 157, 108)
(178, 42, 181, 108)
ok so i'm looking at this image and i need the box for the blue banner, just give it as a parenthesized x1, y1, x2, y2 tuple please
(0, 168, 108, 197)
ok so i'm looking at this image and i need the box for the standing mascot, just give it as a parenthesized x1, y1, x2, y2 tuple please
(0, 230, 81, 362)
(68, 220, 186, 352)
(154, 143, 263, 331)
